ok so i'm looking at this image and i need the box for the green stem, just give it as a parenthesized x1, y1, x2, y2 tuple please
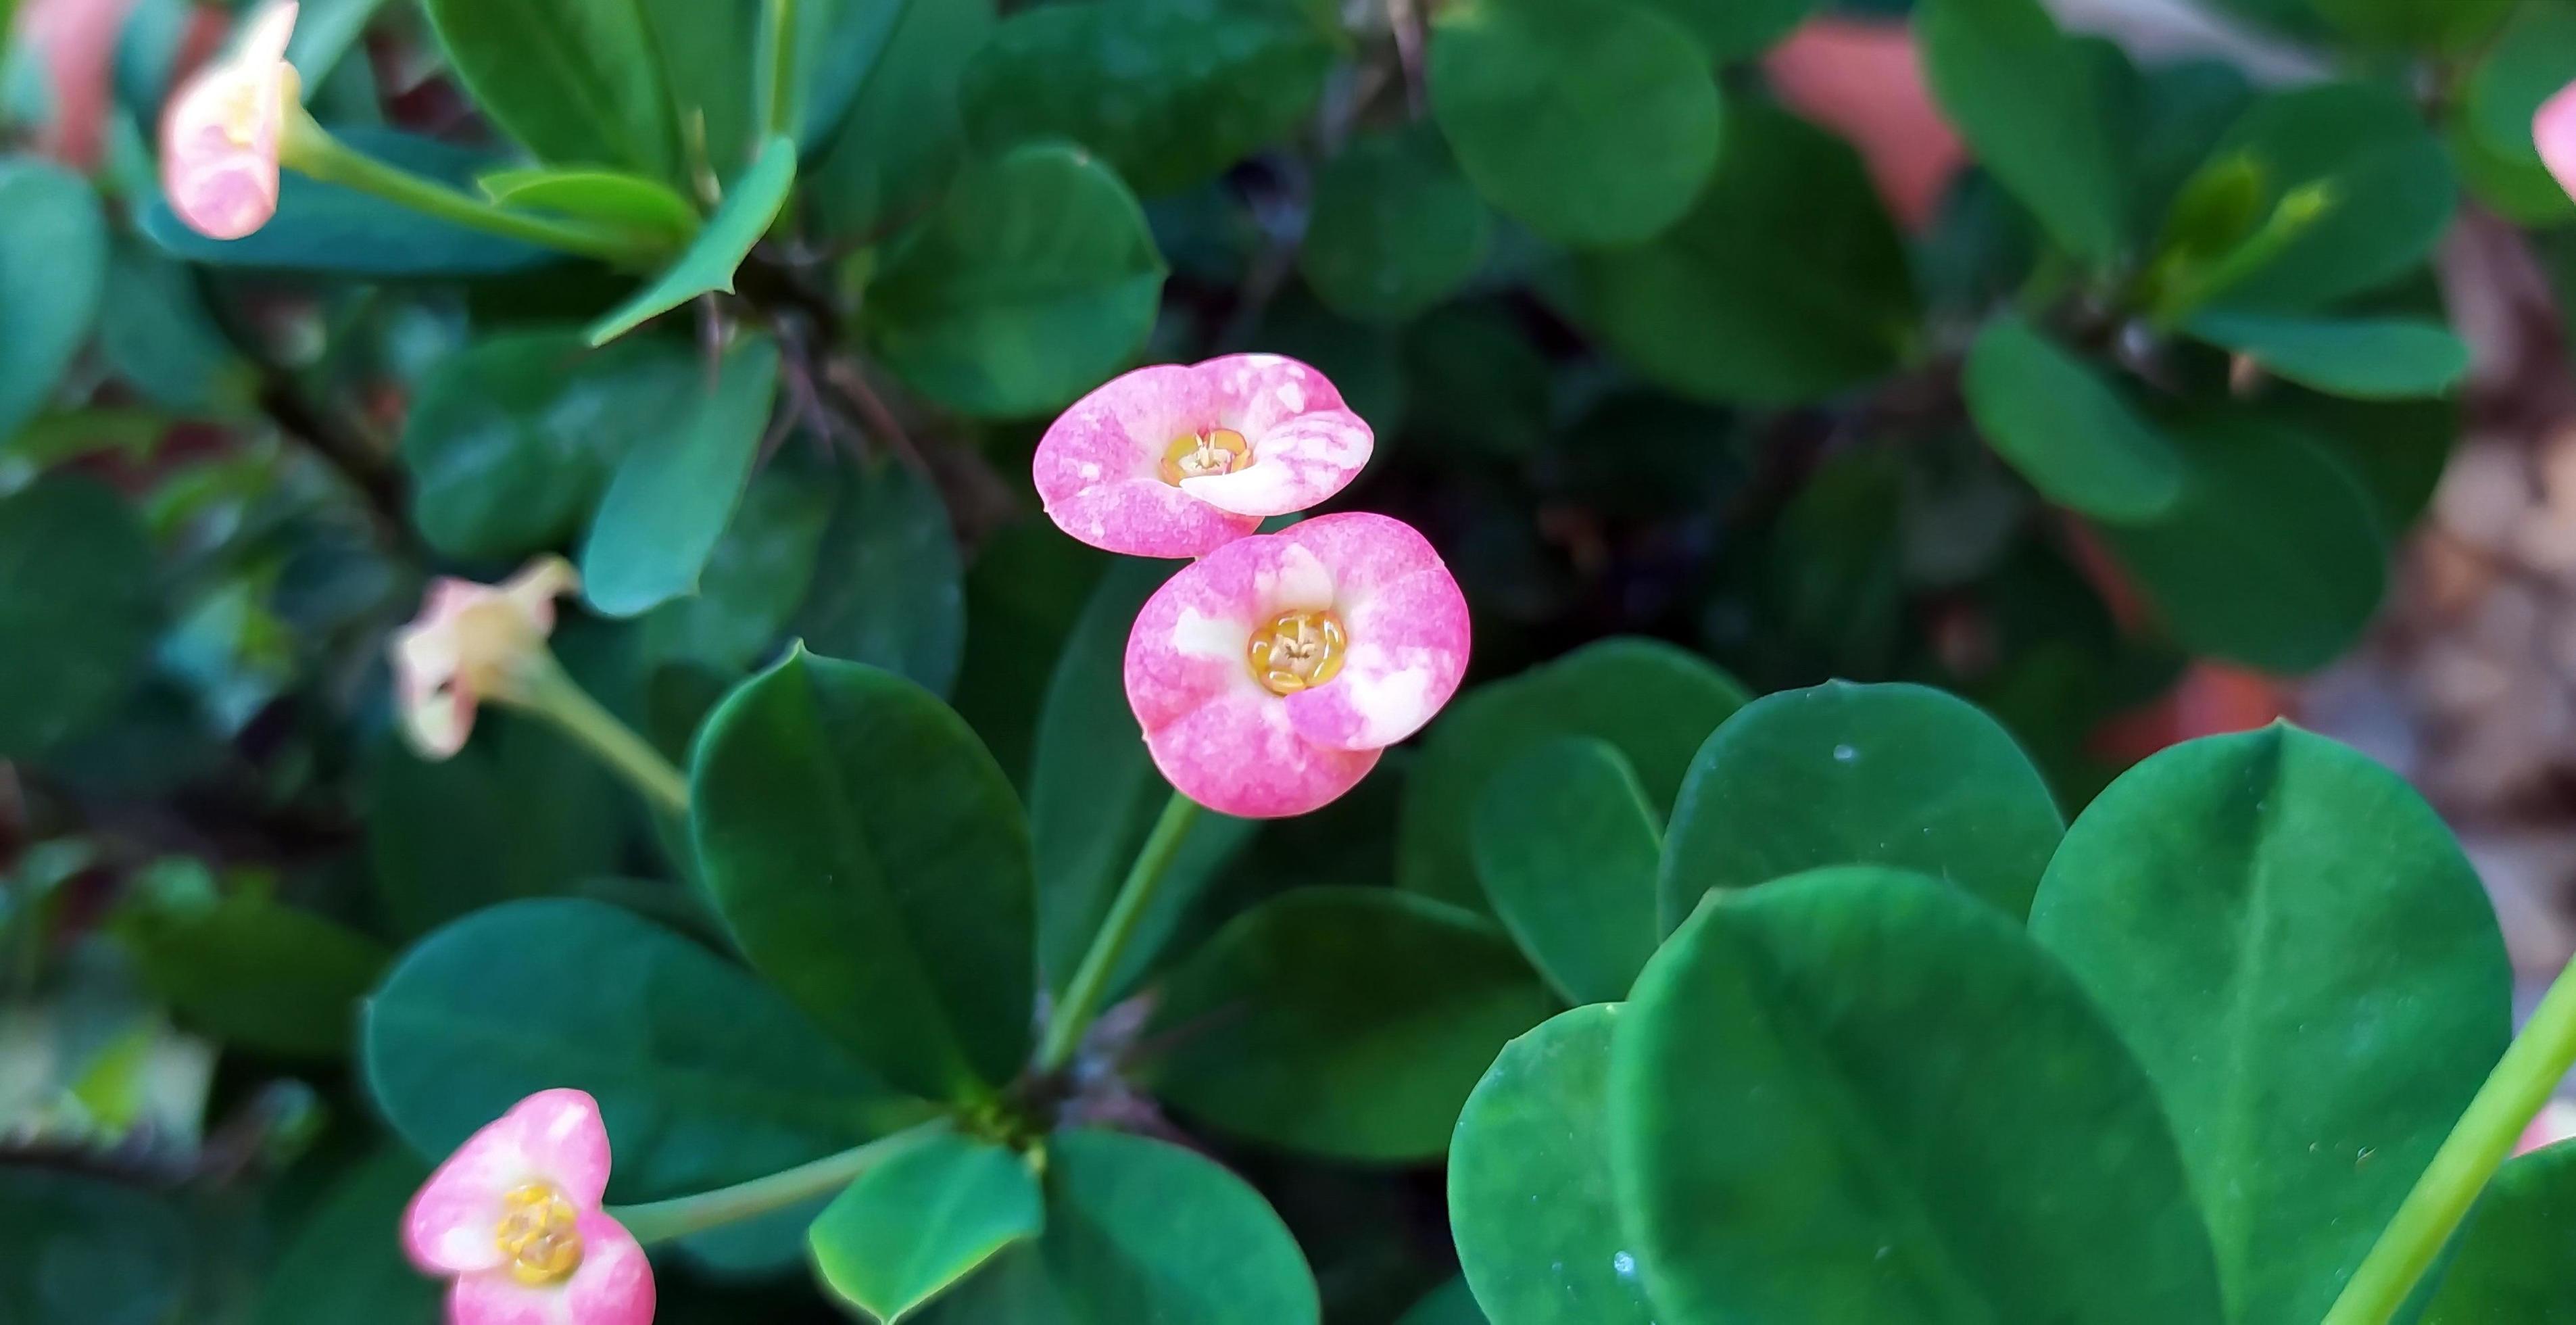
(506, 652, 691, 818)
(608, 1121, 945, 1245)
(762, 0, 801, 139)
(279, 114, 668, 268)
(1037, 790, 1202, 1072)
(2322, 958, 2576, 1325)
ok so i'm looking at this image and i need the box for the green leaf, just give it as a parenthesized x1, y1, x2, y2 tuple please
(1429, 0, 1721, 248)
(1659, 680, 2064, 925)
(920, 1130, 1319, 1325)
(364, 898, 917, 1208)
(2465, 5, 2576, 173)
(1033, 562, 1256, 995)
(479, 165, 702, 242)
(1615, 867, 2225, 1324)
(2266, 389, 2456, 532)
(115, 894, 387, 1059)
(638, 461, 835, 673)
(0, 1168, 190, 1325)
(1570, 102, 1917, 405)
(1918, 0, 2129, 264)
(0, 477, 156, 758)
(399, 329, 698, 560)
(2201, 82, 2454, 312)
(2029, 726, 2509, 1324)
(806, 0, 996, 243)
(367, 717, 624, 938)
(587, 135, 796, 345)
(1399, 637, 1749, 911)
(2308, 0, 2511, 53)
(1963, 313, 2186, 523)
(810, 1132, 1044, 1323)
(0, 158, 106, 443)
(689, 648, 1036, 1101)
(788, 458, 967, 696)
(420, 0, 679, 178)
(2101, 414, 2387, 673)
(959, 0, 1335, 197)
(143, 129, 556, 274)
(1143, 887, 1557, 1163)
(1399, 1279, 1490, 1325)
(1631, 0, 1815, 62)
(2421, 1142, 2576, 1322)
(579, 331, 779, 617)
(862, 143, 1167, 418)
(95, 244, 251, 414)
(951, 521, 1109, 787)
(1469, 740, 1660, 1005)
(2186, 312, 2469, 400)
(641, 0, 762, 177)
(251, 1151, 441, 1325)
(1299, 124, 1490, 323)
(1449, 1004, 1653, 1325)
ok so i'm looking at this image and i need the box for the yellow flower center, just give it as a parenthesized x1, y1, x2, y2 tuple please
(1249, 609, 1346, 696)
(494, 1183, 583, 1286)
(1161, 429, 1252, 485)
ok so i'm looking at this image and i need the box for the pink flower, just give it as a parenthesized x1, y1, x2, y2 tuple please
(402, 1090, 654, 1325)
(1034, 354, 1374, 558)
(391, 556, 578, 759)
(1124, 513, 1469, 817)
(2539, 79, 2576, 203)
(159, 1, 300, 240)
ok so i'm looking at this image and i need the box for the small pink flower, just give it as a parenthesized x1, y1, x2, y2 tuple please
(1124, 513, 1469, 817)
(404, 1090, 654, 1325)
(2539, 80, 2576, 203)
(1034, 354, 1374, 558)
(391, 556, 578, 760)
(158, 1, 300, 240)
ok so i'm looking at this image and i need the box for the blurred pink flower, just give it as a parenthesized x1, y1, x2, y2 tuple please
(2537, 79, 2576, 205)
(1125, 513, 1468, 817)
(403, 1090, 655, 1325)
(1034, 354, 1373, 559)
(1766, 19, 1964, 231)
(391, 556, 578, 759)
(16, 0, 144, 168)
(157, 1, 300, 239)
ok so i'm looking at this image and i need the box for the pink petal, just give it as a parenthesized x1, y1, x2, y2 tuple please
(237, 1, 299, 66)
(447, 1213, 655, 1325)
(2539, 79, 2576, 204)
(404, 1090, 613, 1274)
(1043, 477, 1261, 559)
(1144, 683, 1382, 818)
(1180, 406, 1372, 518)
(1124, 533, 1336, 733)
(1274, 515, 1471, 751)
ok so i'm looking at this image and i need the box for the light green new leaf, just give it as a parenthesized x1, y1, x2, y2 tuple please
(587, 135, 796, 345)
(420, 0, 679, 178)
(1919, 0, 2129, 264)
(1615, 867, 2225, 1324)
(1144, 887, 1557, 1163)
(2187, 312, 2469, 400)
(479, 166, 701, 243)
(0, 158, 107, 443)
(0, 478, 156, 758)
(2421, 1141, 2576, 1322)
(1964, 313, 2185, 523)
(2031, 726, 2510, 1324)
(689, 649, 1036, 1101)
(1471, 740, 1661, 1005)
(1300, 125, 1490, 323)
(1429, 0, 1723, 248)
(579, 332, 779, 617)
(2201, 81, 2453, 312)
(810, 1132, 1043, 1323)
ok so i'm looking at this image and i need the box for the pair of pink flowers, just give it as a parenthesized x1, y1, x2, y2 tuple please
(1034, 355, 1471, 819)
(403, 1090, 654, 1325)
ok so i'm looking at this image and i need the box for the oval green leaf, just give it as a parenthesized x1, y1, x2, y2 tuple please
(1399, 1278, 1491, 1325)
(2186, 311, 2470, 400)
(366, 716, 625, 938)
(478, 165, 701, 243)
(1919, 0, 2129, 265)
(0, 158, 107, 442)
(1633, 0, 1815, 62)
(421, 0, 679, 178)
(0, 477, 156, 758)
(787, 456, 969, 696)
(579, 331, 779, 617)
(116, 894, 387, 1059)
(586, 136, 797, 345)
(2421, 1141, 2576, 1322)
(806, 0, 996, 243)
(1300, 125, 1491, 323)
(1964, 313, 2186, 523)
(810, 1132, 1044, 1323)
(1470, 740, 1661, 1005)
(2202, 81, 2454, 312)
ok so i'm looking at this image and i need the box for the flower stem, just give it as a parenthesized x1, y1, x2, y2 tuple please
(608, 1121, 945, 1245)
(2321, 957, 2576, 1325)
(278, 113, 669, 268)
(506, 653, 691, 819)
(1037, 790, 1202, 1072)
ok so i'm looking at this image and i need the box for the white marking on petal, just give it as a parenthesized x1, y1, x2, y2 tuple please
(1277, 382, 1305, 412)
(1171, 608, 1240, 660)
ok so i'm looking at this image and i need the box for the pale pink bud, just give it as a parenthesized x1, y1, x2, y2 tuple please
(391, 556, 579, 760)
(157, 1, 300, 240)
(2538, 79, 2576, 207)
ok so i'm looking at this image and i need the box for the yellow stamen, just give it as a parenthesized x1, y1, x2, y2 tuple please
(1161, 429, 1253, 485)
(1248, 609, 1347, 696)
(494, 1183, 583, 1286)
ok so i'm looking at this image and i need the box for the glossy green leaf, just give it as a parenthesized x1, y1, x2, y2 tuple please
(420, 0, 678, 178)
(2421, 1142, 2576, 1322)
(1399, 637, 1749, 911)
(251, 1151, 441, 1325)
(638, 462, 835, 673)
(1299, 125, 1490, 322)
(143, 129, 555, 274)
(2267, 389, 2456, 533)
(810, 1132, 1044, 1322)
(1964, 313, 2186, 523)
(641, 0, 761, 177)
(1143, 887, 1557, 1163)
(2030, 726, 2509, 1324)
(1449, 1005, 1652, 1325)
(1918, 0, 2129, 264)
(1470, 740, 1660, 1005)
(806, 0, 996, 243)
(1398, 1279, 1490, 1325)
(478, 165, 701, 242)
(1570, 103, 1916, 405)
(2202, 82, 2454, 312)
(1632, 0, 1815, 62)
(399, 329, 697, 560)
(587, 135, 796, 345)
(0, 158, 107, 443)
(0, 478, 156, 758)
(777, 0, 907, 146)
(2187, 312, 2469, 400)
(116, 894, 387, 1058)
(689, 648, 1035, 1101)
(1430, 0, 1721, 248)
(367, 716, 624, 938)
(579, 331, 779, 617)
(920, 1130, 1319, 1325)
(0, 1168, 190, 1325)
(960, 0, 1334, 197)
(2101, 414, 2387, 673)
(1659, 680, 2062, 925)
(788, 458, 967, 696)
(2308, 0, 2511, 53)
(863, 143, 1167, 418)
(1615, 867, 2225, 1324)
(1033, 562, 1255, 995)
